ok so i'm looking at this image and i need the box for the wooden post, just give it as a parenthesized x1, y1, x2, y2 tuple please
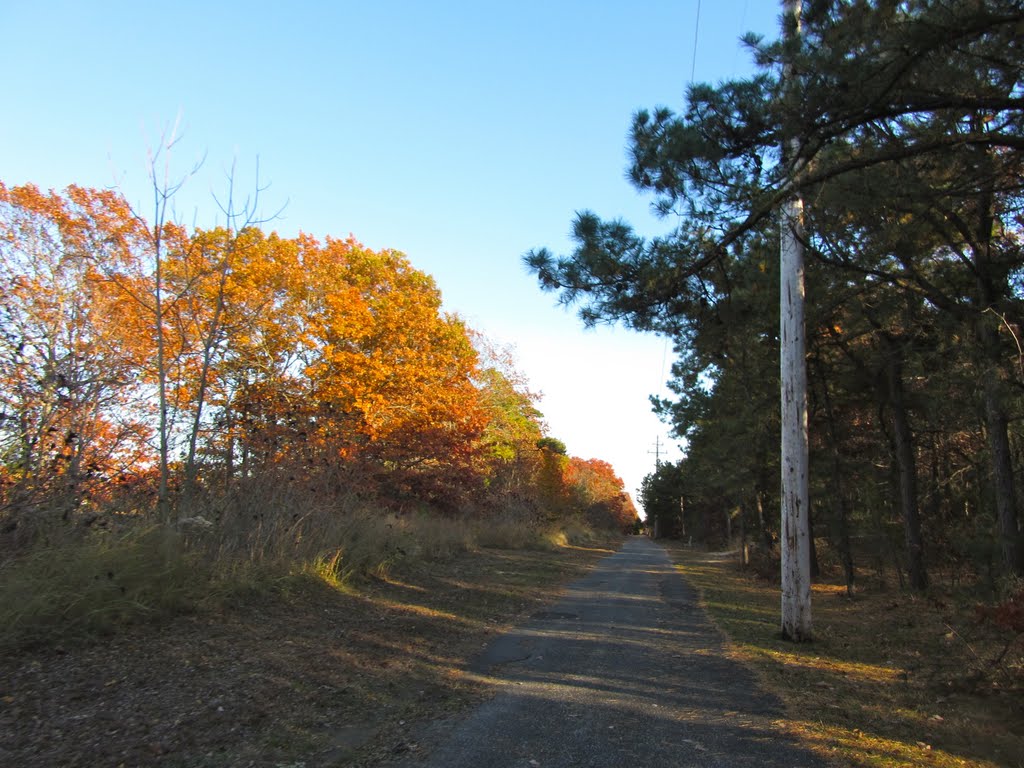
(780, 0, 812, 641)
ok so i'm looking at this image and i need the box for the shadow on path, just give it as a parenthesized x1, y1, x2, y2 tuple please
(389, 537, 827, 768)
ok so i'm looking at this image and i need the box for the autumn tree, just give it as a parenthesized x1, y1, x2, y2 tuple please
(0, 184, 155, 538)
(471, 334, 548, 515)
(0, 175, 636, 556)
(564, 457, 639, 532)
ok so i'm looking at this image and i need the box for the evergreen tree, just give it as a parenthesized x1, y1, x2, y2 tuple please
(526, 0, 1024, 579)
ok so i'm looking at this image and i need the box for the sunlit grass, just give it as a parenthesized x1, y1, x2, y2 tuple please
(790, 717, 1002, 768)
(0, 494, 618, 654)
(666, 545, 1024, 768)
(736, 643, 903, 683)
(363, 597, 475, 626)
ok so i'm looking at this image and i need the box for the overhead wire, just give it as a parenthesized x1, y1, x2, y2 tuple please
(654, 0, 704, 444)
(690, 0, 702, 84)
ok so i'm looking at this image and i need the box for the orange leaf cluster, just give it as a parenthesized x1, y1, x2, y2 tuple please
(0, 181, 634, 532)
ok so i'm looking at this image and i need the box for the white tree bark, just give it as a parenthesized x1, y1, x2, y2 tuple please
(780, 0, 812, 641)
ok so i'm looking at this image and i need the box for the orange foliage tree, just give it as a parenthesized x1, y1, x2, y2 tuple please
(0, 180, 632, 540)
(0, 183, 152, 533)
(564, 457, 639, 532)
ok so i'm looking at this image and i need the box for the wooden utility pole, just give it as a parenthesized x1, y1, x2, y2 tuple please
(779, 0, 812, 641)
(649, 436, 663, 467)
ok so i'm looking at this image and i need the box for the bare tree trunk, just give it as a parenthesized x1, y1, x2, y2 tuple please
(143, 126, 201, 522)
(739, 502, 750, 567)
(983, 373, 1022, 574)
(225, 409, 235, 490)
(818, 358, 855, 594)
(835, 490, 855, 596)
(182, 165, 271, 511)
(181, 254, 229, 512)
(152, 210, 170, 520)
(756, 487, 773, 549)
(884, 348, 928, 591)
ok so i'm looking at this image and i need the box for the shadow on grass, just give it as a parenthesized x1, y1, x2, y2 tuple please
(0, 540, 613, 768)
(665, 545, 1024, 768)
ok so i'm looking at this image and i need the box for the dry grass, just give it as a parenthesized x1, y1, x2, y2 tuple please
(0, 526, 218, 651)
(0, 530, 617, 767)
(0, 490, 612, 654)
(665, 545, 1024, 768)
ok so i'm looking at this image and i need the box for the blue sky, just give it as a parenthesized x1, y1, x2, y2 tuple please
(1, 1, 780, 510)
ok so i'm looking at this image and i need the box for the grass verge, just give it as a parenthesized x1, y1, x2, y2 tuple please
(0, 510, 609, 654)
(0, 526, 218, 651)
(665, 545, 1024, 768)
(0, 523, 618, 767)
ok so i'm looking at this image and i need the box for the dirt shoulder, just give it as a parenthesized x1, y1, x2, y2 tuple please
(0, 542, 615, 768)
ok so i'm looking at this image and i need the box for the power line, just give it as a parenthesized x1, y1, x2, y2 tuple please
(651, 1, 701, 474)
(690, 0, 702, 83)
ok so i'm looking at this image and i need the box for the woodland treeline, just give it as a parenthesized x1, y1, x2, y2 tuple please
(0, 181, 638, 558)
(528, 0, 1024, 592)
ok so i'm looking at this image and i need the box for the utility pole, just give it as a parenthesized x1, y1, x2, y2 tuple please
(779, 0, 812, 641)
(647, 436, 666, 538)
(649, 436, 663, 467)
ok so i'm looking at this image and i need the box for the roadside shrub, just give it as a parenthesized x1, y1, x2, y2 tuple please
(302, 511, 478, 587)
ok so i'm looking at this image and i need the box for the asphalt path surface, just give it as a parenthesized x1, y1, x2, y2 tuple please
(391, 536, 828, 768)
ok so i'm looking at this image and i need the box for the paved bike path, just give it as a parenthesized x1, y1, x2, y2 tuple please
(390, 537, 827, 768)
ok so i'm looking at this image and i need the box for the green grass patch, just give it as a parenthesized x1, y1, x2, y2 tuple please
(666, 546, 1024, 768)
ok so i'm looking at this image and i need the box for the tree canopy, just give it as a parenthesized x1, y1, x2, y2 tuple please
(526, 0, 1024, 583)
(0, 181, 639, 546)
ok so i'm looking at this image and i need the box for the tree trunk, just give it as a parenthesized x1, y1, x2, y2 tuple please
(818, 361, 855, 594)
(756, 488, 773, 549)
(884, 349, 928, 591)
(983, 373, 1023, 575)
(808, 510, 820, 580)
(182, 257, 230, 513)
(836, 491, 855, 596)
(153, 221, 170, 521)
(969, 135, 1022, 576)
(739, 502, 749, 567)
